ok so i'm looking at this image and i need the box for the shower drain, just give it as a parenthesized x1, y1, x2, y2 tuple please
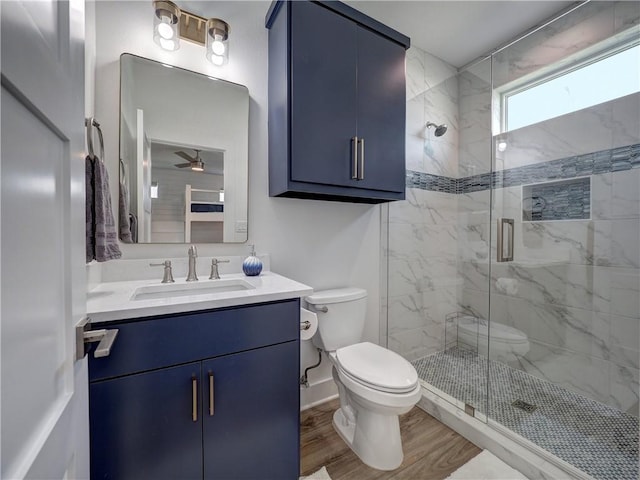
(512, 399, 537, 413)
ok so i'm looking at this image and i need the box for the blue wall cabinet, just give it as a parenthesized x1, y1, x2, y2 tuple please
(267, 0, 410, 203)
(88, 300, 300, 479)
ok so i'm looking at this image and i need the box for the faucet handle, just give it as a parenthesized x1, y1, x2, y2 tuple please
(149, 260, 175, 283)
(150, 260, 171, 267)
(211, 258, 230, 265)
(209, 258, 230, 280)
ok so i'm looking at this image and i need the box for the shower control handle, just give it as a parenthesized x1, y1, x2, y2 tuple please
(497, 218, 514, 262)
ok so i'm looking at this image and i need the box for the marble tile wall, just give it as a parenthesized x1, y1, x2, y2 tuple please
(405, 48, 459, 178)
(459, 153, 640, 417)
(387, 47, 459, 361)
(387, 1, 639, 418)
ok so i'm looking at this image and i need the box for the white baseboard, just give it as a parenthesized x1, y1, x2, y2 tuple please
(300, 377, 338, 411)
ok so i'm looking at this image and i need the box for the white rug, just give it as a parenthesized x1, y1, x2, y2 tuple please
(300, 466, 332, 480)
(445, 450, 529, 480)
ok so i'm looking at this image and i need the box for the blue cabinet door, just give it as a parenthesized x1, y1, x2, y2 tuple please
(355, 25, 406, 193)
(289, 1, 358, 188)
(202, 341, 300, 479)
(90, 362, 203, 480)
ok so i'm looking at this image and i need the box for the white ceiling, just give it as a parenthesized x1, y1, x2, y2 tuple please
(180, 1, 574, 69)
(343, 1, 574, 68)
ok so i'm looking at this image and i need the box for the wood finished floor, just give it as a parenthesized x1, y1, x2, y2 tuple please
(301, 399, 481, 480)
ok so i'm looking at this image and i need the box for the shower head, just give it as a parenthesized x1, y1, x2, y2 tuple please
(426, 121, 448, 137)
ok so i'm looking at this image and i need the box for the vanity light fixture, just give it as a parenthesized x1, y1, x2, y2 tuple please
(152, 1, 230, 66)
(153, 1, 181, 51)
(206, 19, 230, 66)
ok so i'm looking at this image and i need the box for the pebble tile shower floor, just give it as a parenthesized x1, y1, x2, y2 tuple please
(412, 347, 639, 480)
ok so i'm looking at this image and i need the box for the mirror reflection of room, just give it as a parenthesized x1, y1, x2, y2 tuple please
(119, 54, 248, 244)
(149, 143, 224, 243)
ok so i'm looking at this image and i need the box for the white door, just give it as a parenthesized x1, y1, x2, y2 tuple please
(1, 0, 89, 478)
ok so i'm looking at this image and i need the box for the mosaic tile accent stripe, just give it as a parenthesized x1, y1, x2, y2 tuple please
(523, 177, 591, 221)
(406, 143, 640, 194)
(412, 347, 639, 480)
(405, 170, 457, 194)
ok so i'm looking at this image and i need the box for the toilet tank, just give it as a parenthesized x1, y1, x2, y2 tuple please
(305, 288, 367, 351)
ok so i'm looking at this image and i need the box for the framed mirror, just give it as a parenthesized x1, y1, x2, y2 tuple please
(119, 54, 249, 243)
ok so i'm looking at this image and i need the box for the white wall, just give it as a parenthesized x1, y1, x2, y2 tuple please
(91, 1, 382, 405)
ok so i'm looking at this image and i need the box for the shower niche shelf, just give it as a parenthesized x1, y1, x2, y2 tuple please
(522, 177, 591, 222)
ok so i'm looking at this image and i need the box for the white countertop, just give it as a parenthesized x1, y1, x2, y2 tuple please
(87, 271, 313, 324)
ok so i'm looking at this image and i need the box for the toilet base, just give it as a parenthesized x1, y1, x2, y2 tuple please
(332, 407, 404, 471)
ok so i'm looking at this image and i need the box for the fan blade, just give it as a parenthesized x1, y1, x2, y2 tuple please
(174, 151, 195, 162)
(174, 163, 192, 168)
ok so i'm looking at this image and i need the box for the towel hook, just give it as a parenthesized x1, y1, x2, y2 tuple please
(85, 117, 105, 162)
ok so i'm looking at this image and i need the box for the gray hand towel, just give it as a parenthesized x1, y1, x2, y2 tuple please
(118, 179, 133, 243)
(86, 157, 95, 263)
(86, 156, 122, 262)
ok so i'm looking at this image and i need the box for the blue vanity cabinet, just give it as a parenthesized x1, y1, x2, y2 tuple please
(90, 362, 204, 479)
(88, 299, 300, 480)
(267, 0, 410, 203)
(202, 342, 299, 479)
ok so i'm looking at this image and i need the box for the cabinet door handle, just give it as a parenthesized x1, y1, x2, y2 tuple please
(358, 138, 365, 180)
(351, 136, 359, 180)
(209, 371, 215, 416)
(192, 376, 198, 422)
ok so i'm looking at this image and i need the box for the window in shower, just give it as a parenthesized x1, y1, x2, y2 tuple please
(500, 41, 640, 132)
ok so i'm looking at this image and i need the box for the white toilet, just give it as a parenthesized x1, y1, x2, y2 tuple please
(305, 288, 421, 471)
(456, 315, 530, 364)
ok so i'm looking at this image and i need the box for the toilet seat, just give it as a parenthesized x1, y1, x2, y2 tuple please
(335, 342, 418, 394)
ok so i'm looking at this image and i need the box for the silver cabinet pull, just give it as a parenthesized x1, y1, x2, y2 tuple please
(497, 218, 515, 262)
(209, 371, 215, 416)
(192, 376, 198, 422)
(358, 138, 365, 180)
(75, 317, 118, 360)
(351, 136, 359, 179)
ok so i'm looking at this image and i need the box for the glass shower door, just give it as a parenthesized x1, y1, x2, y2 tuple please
(488, 2, 639, 477)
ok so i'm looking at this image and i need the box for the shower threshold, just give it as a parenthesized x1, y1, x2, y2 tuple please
(412, 347, 638, 480)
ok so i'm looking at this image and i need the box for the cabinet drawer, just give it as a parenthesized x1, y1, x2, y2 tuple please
(89, 299, 300, 382)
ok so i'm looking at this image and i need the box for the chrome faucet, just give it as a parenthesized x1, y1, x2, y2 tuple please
(186, 245, 198, 282)
(149, 260, 175, 283)
(209, 258, 230, 280)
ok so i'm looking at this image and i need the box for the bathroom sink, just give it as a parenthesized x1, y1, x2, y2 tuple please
(131, 278, 255, 301)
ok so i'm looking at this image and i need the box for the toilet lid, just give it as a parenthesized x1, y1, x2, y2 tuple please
(335, 342, 418, 393)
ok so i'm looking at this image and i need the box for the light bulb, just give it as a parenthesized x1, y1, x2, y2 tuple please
(498, 141, 507, 152)
(159, 38, 177, 51)
(210, 54, 224, 66)
(157, 18, 175, 40)
(211, 35, 225, 55)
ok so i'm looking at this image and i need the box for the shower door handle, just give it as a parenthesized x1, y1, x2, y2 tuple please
(497, 218, 514, 262)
